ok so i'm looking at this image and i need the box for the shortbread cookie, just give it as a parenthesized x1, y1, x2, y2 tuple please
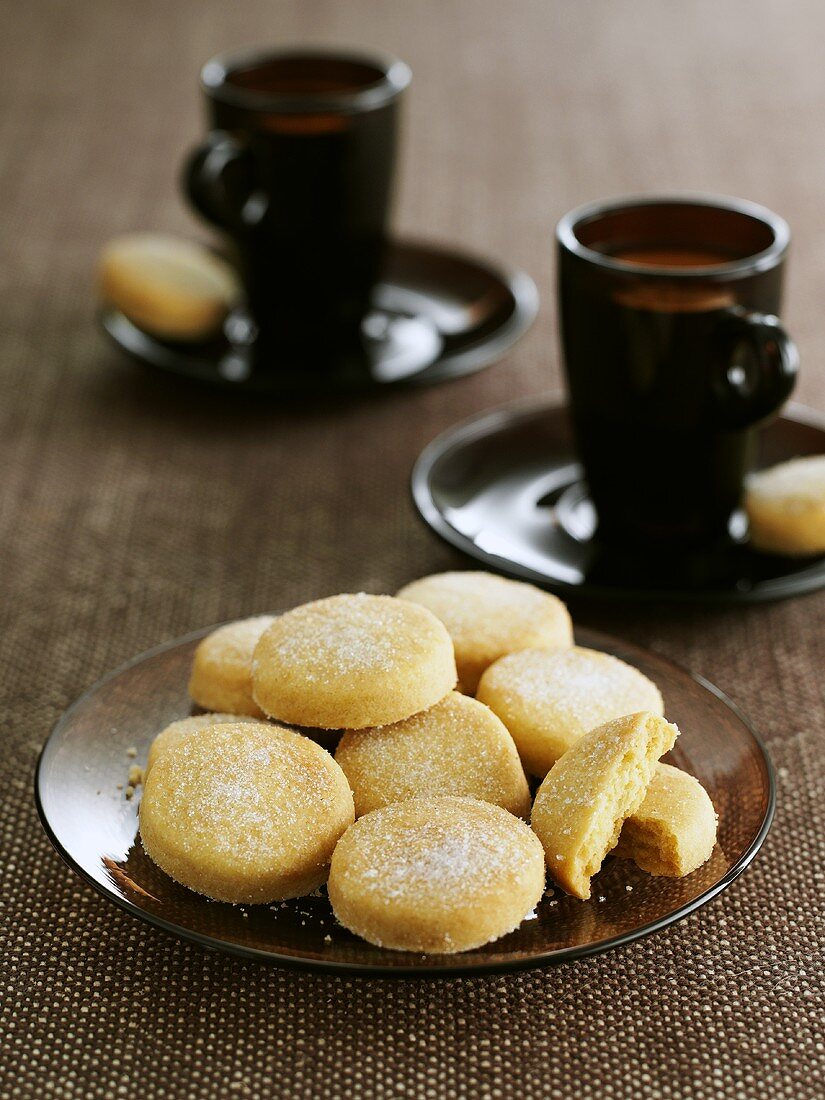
(397, 571, 572, 693)
(328, 797, 545, 953)
(189, 616, 275, 718)
(615, 763, 717, 877)
(140, 722, 354, 903)
(745, 455, 825, 556)
(252, 593, 456, 729)
(335, 692, 531, 819)
(99, 233, 240, 340)
(477, 646, 664, 777)
(146, 712, 267, 774)
(531, 712, 679, 899)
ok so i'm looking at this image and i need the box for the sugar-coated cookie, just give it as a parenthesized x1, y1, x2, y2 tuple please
(328, 797, 545, 953)
(531, 712, 679, 899)
(397, 571, 572, 694)
(189, 616, 275, 718)
(477, 646, 664, 777)
(252, 593, 457, 730)
(99, 233, 240, 340)
(146, 712, 267, 774)
(615, 763, 717, 877)
(745, 455, 825, 556)
(335, 692, 531, 819)
(140, 722, 354, 903)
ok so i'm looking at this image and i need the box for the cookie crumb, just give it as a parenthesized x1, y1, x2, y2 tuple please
(323, 934, 332, 944)
(128, 764, 144, 787)
(598, 895, 606, 903)
(124, 786, 135, 800)
(126, 746, 137, 758)
(625, 884, 634, 893)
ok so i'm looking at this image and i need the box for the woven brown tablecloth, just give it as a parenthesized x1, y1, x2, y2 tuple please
(2, 2, 824, 1096)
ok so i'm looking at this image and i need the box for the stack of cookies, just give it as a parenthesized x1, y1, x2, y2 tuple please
(139, 574, 717, 954)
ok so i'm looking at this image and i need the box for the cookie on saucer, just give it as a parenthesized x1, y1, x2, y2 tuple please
(328, 796, 545, 953)
(189, 616, 275, 718)
(531, 712, 679, 899)
(615, 763, 717, 877)
(99, 233, 240, 341)
(251, 593, 456, 729)
(335, 692, 531, 818)
(745, 454, 825, 556)
(140, 722, 354, 903)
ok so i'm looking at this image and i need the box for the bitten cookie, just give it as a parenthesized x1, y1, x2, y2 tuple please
(745, 455, 825, 556)
(140, 722, 354, 903)
(531, 712, 679, 899)
(99, 233, 240, 340)
(477, 646, 664, 777)
(397, 571, 572, 693)
(328, 797, 545, 953)
(335, 692, 531, 819)
(188, 616, 275, 718)
(614, 763, 717, 877)
(251, 593, 457, 729)
(146, 712, 267, 774)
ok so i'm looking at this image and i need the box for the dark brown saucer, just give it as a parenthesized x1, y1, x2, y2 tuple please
(99, 240, 538, 392)
(35, 624, 773, 976)
(412, 400, 825, 603)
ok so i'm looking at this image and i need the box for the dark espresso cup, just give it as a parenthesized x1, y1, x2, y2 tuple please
(184, 47, 411, 374)
(557, 194, 798, 549)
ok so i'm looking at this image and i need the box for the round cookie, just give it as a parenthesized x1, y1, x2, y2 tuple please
(189, 616, 275, 718)
(328, 797, 545, 953)
(477, 646, 664, 778)
(146, 712, 267, 775)
(335, 692, 531, 819)
(140, 722, 354, 903)
(745, 455, 825, 556)
(397, 571, 572, 694)
(99, 232, 240, 341)
(251, 593, 457, 730)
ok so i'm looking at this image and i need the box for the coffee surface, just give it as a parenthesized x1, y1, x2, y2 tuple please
(608, 245, 737, 268)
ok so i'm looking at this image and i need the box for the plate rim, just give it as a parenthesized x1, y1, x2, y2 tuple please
(35, 625, 775, 977)
(410, 398, 825, 604)
(99, 237, 540, 392)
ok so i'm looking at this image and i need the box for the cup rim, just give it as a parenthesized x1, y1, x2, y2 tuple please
(556, 192, 790, 280)
(200, 45, 411, 114)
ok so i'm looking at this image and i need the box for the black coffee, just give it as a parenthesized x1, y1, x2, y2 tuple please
(604, 246, 736, 269)
(557, 199, 796, 548)
(561, 283, 745, 544)
(185, 51, 408, 372)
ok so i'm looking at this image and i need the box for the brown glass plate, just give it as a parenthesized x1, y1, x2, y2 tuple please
(99, 239, 538, 392)
(412, 400, 825, 603)
(35, 625, 773, 976)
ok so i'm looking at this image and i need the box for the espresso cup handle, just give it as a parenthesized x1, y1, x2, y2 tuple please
(183, 131, 267, 230)
(712, 306, 798, 429)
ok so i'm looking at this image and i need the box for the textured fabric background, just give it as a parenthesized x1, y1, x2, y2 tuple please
(2, 1, 824, 1097)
